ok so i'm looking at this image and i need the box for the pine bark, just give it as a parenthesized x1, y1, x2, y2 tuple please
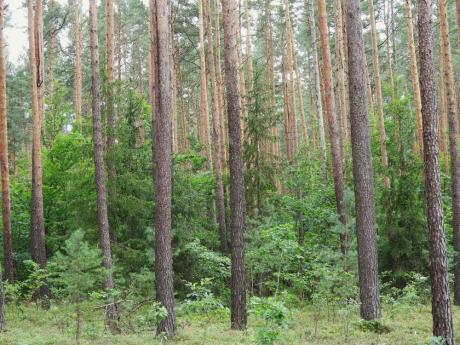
(28, 0, 49, 301)
(151, 0, 176, 337)
(221, 0, 247, 330)
(0, 0, 13, 283)
(89, 0, 119, 333)
(404, 0, 423, 157)
(438, 0, 460, 307)
(346, 0, 381, 320)
(368, 0, 389, 187)
(214, 0, 228, 165)
(203, 0, 228, 254)
(74, 0, 82, 124)
(306, 0, 326, 160)
(198, 0, 213, 170)
(417, 0, 454, 342)
(317, 0, 348, 266)
(47, 0, 55, 99)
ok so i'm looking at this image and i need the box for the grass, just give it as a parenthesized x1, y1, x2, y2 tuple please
(0, 302, 459, 344)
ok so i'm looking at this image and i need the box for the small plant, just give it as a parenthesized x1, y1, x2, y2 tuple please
(427, 336, 446, 345)
(179, 278, 225, 315)
(358, 320, 392, 334)
(250, 297, 289, 345)
(133, 301, 168, 329)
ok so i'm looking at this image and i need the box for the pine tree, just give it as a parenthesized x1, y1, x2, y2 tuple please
(89, 0, 119, 333)
(417, 0, 453, 342)
(151, 0, 176, 337)
(221, 0, 247, 330)
(346, 0, 381, 320)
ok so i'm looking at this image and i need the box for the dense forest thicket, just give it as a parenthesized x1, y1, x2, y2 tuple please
(1, 0, 460, 344)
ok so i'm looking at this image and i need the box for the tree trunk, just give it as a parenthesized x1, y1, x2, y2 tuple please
(346, 0, 381, 320)
(284, 0, 298, 155)
(404, 0, 423, 157)
(0, 0, 13, 284)
(439, 46, 449, 175)
(47, 0, 55, 99)
(417, 0, 454, 342)
(74, 0, 82, 124)
(203, 0, 228, 254)
(306, 0, 326, 161)
(438, 0, 460, 307)
(151, 0, 176, 337)
(28, 0, 49, 302)
(105, 0, 118, 242)
(221, 0, 247, 330)
(214, 0, 227, 166)
(317, 0, 348, 267)
(368, 0, 389, 187)
(89, 0, 119, 333)
(198, 0, 213, 170)
(334, 0, 349, 143)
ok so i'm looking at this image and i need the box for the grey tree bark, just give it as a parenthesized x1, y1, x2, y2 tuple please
(346, 0, 381, 320)
(151, 0, 176, 337)
(89, 0, 120, 334)
(417, 0, 454, 342)
(221, 0, 247, 330)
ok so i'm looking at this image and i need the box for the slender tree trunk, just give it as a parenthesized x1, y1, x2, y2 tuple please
(438, 0, 460, 307)
(384, 0, 395, 92)
(243, 0, 254, 103)
(284, 0, 298, 155)
(203, 0, 228, 254)
(221, 0, 247, 330)
(439, 47, 449, 175)
(404, 0, 423, 157)
(214, 0, 227, 166)
(306, 0, 326, 161)
(28, 0, 49, 302)
(282, 50, 291, 161)
(417, 0, 454, 342)
(89, 0, 119, 333)
(151, 0, 176, 337)
(346, 0, 381, 320)
(35, 0, 45, 127)
(317, 0, 348, 267)
(198, 0, 213, 170)
(0, 0, 13, 284)
(294, 54, 308, 144)
(334, 0, 349, 143)
(368, 0, 389, 187)
(105, 0, 118, 242)
(74, 0, 82, 124)
(47, 0, 55, 99)
(235, 5, 247, 138)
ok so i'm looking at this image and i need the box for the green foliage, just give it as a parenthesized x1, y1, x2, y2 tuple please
(48, 229, 104, 302)
(178, 278, 225, 315)
(377, 93, 428, 286)
(250, 297, 289, 345)
(358, 320, 392, 334)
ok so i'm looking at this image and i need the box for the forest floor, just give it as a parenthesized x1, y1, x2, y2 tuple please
(0, 302, 457, 345)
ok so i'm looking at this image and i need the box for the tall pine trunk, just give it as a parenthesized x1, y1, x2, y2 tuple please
(417, 0, 454, 342)
(151, 0, 176, 337)
(0, 0, 13, 284)
(317, 0, 348, 268)
(89, 0, 119, 333)
(221, 0, 247, 330)
(404, 0, 423, 157)
(203, 0, 228, 254)
(368, 0, 389, 187)
(74, 0, 82, 124)
(346, 0, 381, 320)
(306, 0, 326, 161)
(28, 0, 49, 302)
(438, 0, 460, 306)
